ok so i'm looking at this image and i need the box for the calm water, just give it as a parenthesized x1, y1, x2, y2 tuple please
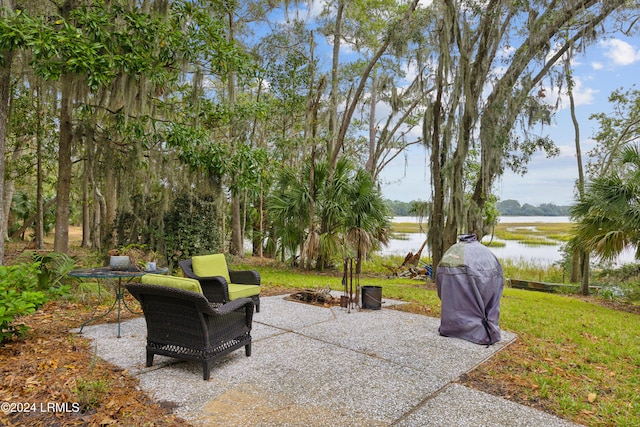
(384, 216, 635, 266)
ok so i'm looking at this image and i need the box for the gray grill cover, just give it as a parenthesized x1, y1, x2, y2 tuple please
(436, 234, 504, 345)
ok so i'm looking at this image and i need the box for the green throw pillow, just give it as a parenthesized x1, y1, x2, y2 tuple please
(141, 274, 203, 294)
(191, 254, 231, 283)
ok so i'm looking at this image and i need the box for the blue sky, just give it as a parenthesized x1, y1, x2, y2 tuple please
(379, 34, 640, 206)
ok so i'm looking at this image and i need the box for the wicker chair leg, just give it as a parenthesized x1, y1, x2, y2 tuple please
(253, 296, 260, 313)
(203, 361, 212, 381)
(245, 343, 252, 357)
(146, 351, 154, 368)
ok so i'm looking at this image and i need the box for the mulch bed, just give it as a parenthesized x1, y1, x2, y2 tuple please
(0, 299, 190, 427)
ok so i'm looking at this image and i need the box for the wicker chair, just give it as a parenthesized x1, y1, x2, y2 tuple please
(179, 255, 261, 313)
(126, 283, 254, 380)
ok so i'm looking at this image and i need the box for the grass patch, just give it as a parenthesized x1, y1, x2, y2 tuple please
(501, 257, 566, 283)
(518, 239, 561, 246)
(390, 232, 411, 241)
(391, 222, 428, 234)
(493, 222, 573, 246)
(480, 290, 640, 427)
(74, 377, 110, 410)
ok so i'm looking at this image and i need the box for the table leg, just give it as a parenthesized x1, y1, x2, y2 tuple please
(79, 279, 119, 334)
(116, 278, 123, 338)
(79, 277, 141, 338)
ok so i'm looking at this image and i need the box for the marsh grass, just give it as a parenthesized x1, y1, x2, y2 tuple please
(392, 219, 573, 248)
(518, 239, 560, 246)
(501, 257, 566, 283)
(392, 222, 428, 234)
(493, 222, 573, 246)
(234, 256, 639, 426)
(390, 232, 411, 241)
(483, 240, 506, 247)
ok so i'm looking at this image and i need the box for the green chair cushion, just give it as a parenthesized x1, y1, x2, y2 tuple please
(227, 284, 261, 301)
(191, 254, 231, 283)
(141, 274, 203, 295)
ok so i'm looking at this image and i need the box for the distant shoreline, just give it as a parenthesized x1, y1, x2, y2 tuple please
(392, 215, 571, 225)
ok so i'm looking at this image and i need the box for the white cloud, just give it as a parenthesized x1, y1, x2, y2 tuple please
(543, 76, 597, 110)
(600, 39, 640, 66)
(591, 61, 604, 70)
(571, 80, 597, 106)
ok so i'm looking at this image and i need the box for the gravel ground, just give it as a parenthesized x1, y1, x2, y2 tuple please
(77, 294, 581, 427)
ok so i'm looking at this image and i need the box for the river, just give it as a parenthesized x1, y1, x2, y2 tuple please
(384, 216, 636, 266)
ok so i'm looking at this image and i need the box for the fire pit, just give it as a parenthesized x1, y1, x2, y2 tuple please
(286, 288, 340, 307)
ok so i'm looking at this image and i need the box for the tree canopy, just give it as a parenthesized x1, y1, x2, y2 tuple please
(0, 0, 638, 269)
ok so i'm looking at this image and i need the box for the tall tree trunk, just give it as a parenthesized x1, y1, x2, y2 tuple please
(428, 55, 446, 270)
(365, 69, 377, 174)
(567, 58, 581, 284)
(231, 196, 243, 255)
(328, 0, 344, 158)
(93, 188, 105, 249)
(226, 7, 243, 257)
(82, 161, 91, 248)
(103, 161, 117, 248)
(581, 252, 590, 295)
(306, 146, 316, 270)
(0, 0, 14, 265)
(81, 120, 93, 248)
(35, 84, 44, 249)
(54, 75, 74, 254)
(303, 43, 322, 270)
(565, 53, 590, 295)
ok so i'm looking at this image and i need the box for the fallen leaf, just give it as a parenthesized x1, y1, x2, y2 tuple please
(587, 393, 597, 403)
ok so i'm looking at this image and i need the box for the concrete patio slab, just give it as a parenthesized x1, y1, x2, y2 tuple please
(76, 294, 581, 426)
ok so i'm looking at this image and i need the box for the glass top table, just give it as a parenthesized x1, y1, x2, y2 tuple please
(69, 267, 168, 338)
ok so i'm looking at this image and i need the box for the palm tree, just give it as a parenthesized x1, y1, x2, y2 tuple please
(344, 168, 392, 273)
(268, 157, 391, 270)
(268, 166, 310, 264)
(571, 145, 640, 262)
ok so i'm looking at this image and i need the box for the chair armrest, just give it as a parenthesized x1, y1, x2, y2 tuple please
(208, 297, 254, 316)
(196, 276, 230, 303)
(179, 259, 196, 278)
(229, 269, 260, 285)
(204, 297, 254, 328)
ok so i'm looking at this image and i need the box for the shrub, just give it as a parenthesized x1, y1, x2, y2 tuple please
(0, 254, 73, 343)
(164, 194, 222, 269)
(19, 251, 76, 294)
(0, 263, 48, 343)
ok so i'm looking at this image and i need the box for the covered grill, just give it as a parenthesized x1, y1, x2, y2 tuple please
(436, 234, 504, 345)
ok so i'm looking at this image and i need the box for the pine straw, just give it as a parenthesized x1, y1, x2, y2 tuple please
(0, 299, 190, 427)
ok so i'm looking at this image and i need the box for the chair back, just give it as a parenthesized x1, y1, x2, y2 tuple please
(127, 283, 212, 348)
(190, 253, 231, 282)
